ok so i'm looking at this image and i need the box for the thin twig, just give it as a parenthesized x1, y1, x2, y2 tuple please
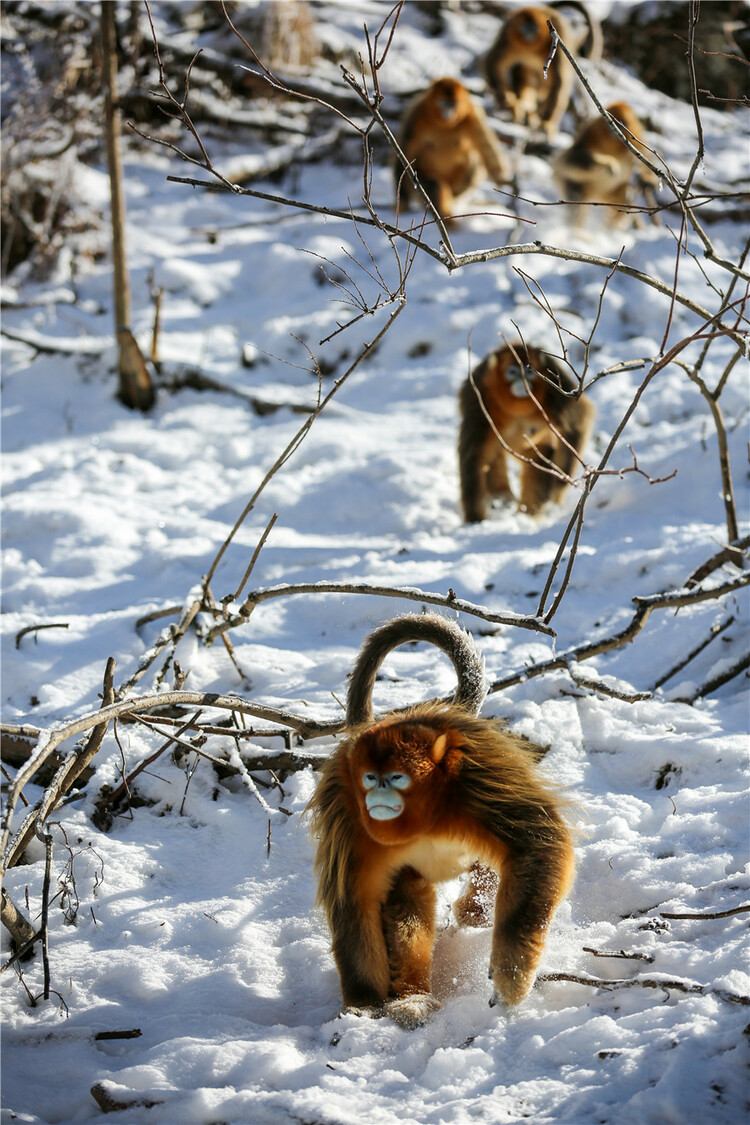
(37, 824, 53, 1000)
(583, 946, 655, 963)
(653, 615, 736, 689)
(15, 623, 69, 649)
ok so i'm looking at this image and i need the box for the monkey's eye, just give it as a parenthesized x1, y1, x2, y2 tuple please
(362, 773, 379, 790)
(507, 364, 523, 380)
(387, 773, 411, 790)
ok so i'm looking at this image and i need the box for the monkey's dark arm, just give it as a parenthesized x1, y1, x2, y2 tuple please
(457, 375, 491, 523)
(327, 894, 390, 1009)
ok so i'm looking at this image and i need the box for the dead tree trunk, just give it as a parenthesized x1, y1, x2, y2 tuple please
(101, 1, 155, 411)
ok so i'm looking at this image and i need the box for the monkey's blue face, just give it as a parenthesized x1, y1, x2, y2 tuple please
(506, 362, 534, 398)
(362, 772, 412, 820)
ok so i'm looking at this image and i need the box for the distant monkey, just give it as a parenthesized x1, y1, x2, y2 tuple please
(553, 101, 659, 228)
(394, 76, 512, 219)
(309, 613, 574, 1027)
(484, 2, 601, 137)
(458, 342, 594, 521)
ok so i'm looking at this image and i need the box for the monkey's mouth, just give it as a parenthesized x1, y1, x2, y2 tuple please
(367, 803, 404, 821)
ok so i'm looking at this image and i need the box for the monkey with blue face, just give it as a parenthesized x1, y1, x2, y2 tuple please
(309, 613, 575, 1027)
(458, 342, 595, 521)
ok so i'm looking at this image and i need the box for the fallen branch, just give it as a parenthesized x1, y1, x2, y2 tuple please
(160, 367, 315, 416)
(0, 326, 108, 356)
(15, 623, 70, 649)
(660, 903, 750, 920)
(653, 615, 735, 690)
(538, 970, 749, 1007)
(205, 581, 555, 645)
(91, 1083, 163, 1114)
(583, 946, 654, 963)
(687, 652, 750, 701)
(0, 689, 346, 871)
(686, 535, 749, 587)
(564, 661, 652, 703)
(0, 890, 36, 954)
(2, 660, 116, 875)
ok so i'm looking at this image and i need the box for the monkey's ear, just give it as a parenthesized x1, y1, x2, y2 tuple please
(431, 733, 448, 762)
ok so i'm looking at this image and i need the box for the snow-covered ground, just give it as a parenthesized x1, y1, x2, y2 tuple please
(2, 2, 748, 1123)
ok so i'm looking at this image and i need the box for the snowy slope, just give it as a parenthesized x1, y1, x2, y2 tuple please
(1, 2, 748, 1123)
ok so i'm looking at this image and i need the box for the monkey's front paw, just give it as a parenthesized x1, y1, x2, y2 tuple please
(383, 993, 440, 1029)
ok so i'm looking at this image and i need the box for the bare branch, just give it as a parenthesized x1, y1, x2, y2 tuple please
(653, 614, 735, 690)
(15, 622, 69, 649)
(3, 659, 117, 873)
(661, 903, 750, 920)
(490, 572, 750, 695)
(538, 970, 749, 1007)
(204, 580, 555, 646)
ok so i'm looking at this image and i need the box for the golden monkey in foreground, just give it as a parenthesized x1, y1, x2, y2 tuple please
(309, 613, 574, 1028)
(484, 2, 601, 137)
(394, 77, 512, 219)
(458, 342, 594, 521)
(553, 101, 659, 228)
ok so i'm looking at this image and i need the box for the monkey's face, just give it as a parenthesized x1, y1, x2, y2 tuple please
(516, 11, 545, 45)
(349, 720, 461, 844)
(431, 79, 465, 124)
(481, 347, 547, 419)
(361, 769, 412, 821)
(505, 360, 537, 399)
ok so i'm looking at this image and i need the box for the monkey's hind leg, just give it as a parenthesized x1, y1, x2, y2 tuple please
(383, 866, 437, 996)
(518, 441, 559, 514)
(418, 171, 455, 220)
(545, 400, 595, 506)
(454, 862, 499, 927)
(381, 867, 440, 1027)
(485, 447, 513, 506)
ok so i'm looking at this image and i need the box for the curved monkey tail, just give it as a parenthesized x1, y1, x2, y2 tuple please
(549, 0, 603, 61)
(345, 612, 487, 727)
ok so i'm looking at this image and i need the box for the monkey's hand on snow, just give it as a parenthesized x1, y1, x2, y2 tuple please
(383, 993, 441, 1029)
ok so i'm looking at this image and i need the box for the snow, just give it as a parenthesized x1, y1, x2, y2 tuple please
(2, 2, 749, 1123)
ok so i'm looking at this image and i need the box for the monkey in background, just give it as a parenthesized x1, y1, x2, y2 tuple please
(309, 613, 574, 1028)
(553, 101, 659, 228)
(458, 342, 594, 522)
(394, 77, 512, 220)
(484, 2, 602, 137)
